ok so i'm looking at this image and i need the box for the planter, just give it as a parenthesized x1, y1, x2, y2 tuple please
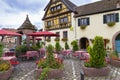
(107, 22, 115, 27)
(80, 25, 87, 29)
(83, 66, 111, 77)
(35, 68, 64, 79)
(0, 66, 13, 80)
(110, 59, 120, 67)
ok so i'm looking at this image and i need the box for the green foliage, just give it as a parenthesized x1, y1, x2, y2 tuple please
(87, 36, 106, 68)
(111, 50, 119, 58)
(15, 45, 28, 56)
(0, 60, 11, 71)
(107, 22, 115, 27)
(55, 42, 61, 52)
(29, 45, 39, 51)
(38, 44, 63, 69)
(36, 41, 42, 49)
(71, 40, 79, 51)
(39, 67, 50, 80)
(65, 42, 69, 50)
(0, 43, 3, 57)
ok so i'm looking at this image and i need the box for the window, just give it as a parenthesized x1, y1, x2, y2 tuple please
(63, 31, 67, 38)
(50, 4, 62, 12)
(59, 17, 68, 24)
(47, 21, 51, 26)
(56, 4, 62, 10)
(103, 13, 119, 23)
(78, 18, 90, 26)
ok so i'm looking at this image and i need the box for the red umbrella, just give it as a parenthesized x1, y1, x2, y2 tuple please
(27, 31, 59, 37)
(0, 29, 21, 36)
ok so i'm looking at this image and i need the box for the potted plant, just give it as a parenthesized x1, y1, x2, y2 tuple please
(35, 44, 64, 79)
(54, 38, 60, 42)
(65, 42, 69, 50)
(107, 22, 115, 27)
(109, 50, 120, 67)
(71, 40, 79, 52)
(61, 38, 68, 42)
(0, 43, 3, 57)
(0, 60, 13, 80)
(80, 25, 87, 29)
(55, 42, 62, 54)
(83, 36, 111, 77)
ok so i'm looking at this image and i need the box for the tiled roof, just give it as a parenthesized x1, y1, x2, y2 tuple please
(18, 15, 36, 30)
(42, 0, 77, 20)
(75, 0, 120, 17)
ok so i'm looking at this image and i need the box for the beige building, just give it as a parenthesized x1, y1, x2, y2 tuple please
(43, 0, 120, 52)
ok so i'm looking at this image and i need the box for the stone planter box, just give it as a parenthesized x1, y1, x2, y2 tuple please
(0, 67, 13, 80)
(110, 59, 120, 67)
(83, 66, 111, 77)
(35, 68, 64, 79)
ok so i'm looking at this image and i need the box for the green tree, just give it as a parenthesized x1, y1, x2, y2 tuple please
(71, 40, 79, 52)
(65, 42, 69, 50)
(87, 36, 106, 68)
(0, 43, 3, 57)
(55, 42, 61, 52)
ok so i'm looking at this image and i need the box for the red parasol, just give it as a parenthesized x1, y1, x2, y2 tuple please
(0, 29, 21, 36)
(27, 31, 59, 37)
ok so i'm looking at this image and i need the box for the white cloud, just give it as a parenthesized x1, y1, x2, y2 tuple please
(0, 0, 101, 29)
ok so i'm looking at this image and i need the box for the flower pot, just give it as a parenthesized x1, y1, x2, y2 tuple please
(83, 66, 111, 77)
(110, 59, 120, 67)
(35, 68, 64, 79)
(0, 66, 13, 80)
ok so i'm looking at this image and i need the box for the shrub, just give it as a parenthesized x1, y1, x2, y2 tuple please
(87, 36, 106, 68)
(71, 40, 79, 52)
(15, 45, 28, 57)
(29, 45, 39, 51)
(0, 60, 11, 71)
(55, 42, 61, 52)
(36, 41, 42, 49)
(0, 43, 3, 57)
(65, 42, 69, 50)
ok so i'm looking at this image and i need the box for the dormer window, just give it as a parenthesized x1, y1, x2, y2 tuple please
(50, 4, 62, 13)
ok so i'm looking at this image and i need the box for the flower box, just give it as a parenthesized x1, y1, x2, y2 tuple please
(61, 38, 68, 42)
(107, 22, 115, 27)
(54, 38, 60, 41)
(35, 68, 64, 79)
(83, 66, 111, 77)
(0, 66, 13, 80)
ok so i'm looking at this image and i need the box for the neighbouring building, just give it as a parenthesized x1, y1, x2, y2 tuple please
(42, 0, 77, 49)
(43, 0, 120, 53)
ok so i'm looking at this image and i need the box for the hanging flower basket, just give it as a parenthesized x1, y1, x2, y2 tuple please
(46, 39, 51, 42)
(107, 22, 115, 27)
(61, 38, 68, 42)
(54, 38, 60, 42)
(80, 25, 87, 30)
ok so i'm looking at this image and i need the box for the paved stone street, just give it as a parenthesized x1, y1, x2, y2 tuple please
(9, 58, 120, 80)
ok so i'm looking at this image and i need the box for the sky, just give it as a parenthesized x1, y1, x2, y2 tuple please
(0, 0, 100, 30)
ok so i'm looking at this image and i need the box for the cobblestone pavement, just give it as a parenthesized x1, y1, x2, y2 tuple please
(9, 58, 120, 80)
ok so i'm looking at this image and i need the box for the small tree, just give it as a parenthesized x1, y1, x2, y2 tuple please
(0, 43, 3, 57)
(65, 42, 69, 50)
(55, 42, 61, 52)
(87, 36, 106, 68)
(71, 40, 79, 52)
(36, 41, 42, 49)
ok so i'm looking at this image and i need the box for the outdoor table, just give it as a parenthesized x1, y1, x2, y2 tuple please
(26, 51, 39, 59)
(62, 49, 72, 58)
(1, 56, 16, 61)
(38, 48, 46, 58)
(73, 50, 87, 58)
(4, 51, 15, 57)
